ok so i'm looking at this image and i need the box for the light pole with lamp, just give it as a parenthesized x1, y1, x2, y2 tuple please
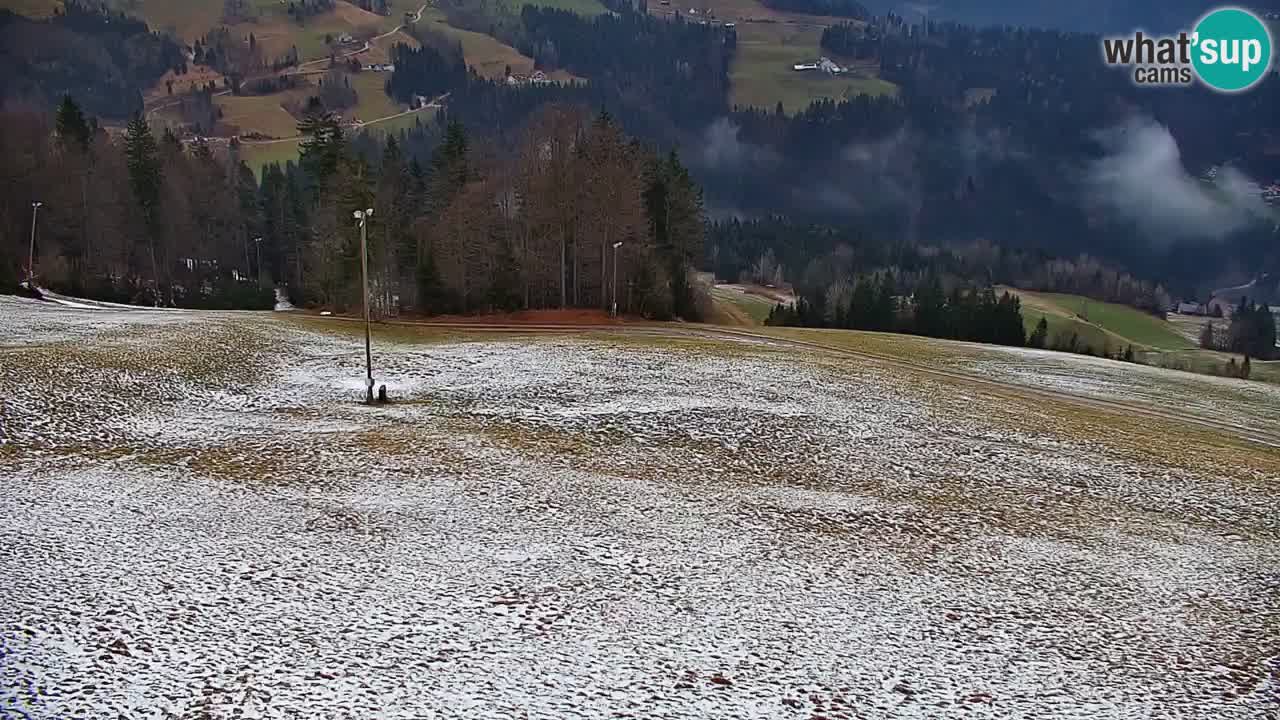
(253, 237, 263, 288)
(353, 208, 375, 404)
(28, 201, 42, 287)
(611, 241, 623, 318)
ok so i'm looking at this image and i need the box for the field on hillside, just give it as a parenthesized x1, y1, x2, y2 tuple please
(214, 88, 314, 138)
(0, 0, 60, 17)
(650, 0, 892, 112)
(710, 284, 790, 325)
(239, 107, 434, 175)
(417, 9, 537, 79)
(2, 296, 1279, 718)
(359, 28, 420, 64)
(526, 0, 607, 15)
(240, 138, 303, 173)
(654, 0, 845, 25)
(730, 23, 896, 112)
(1006, 287, 1193, 352)
(348, 71, 404, 121)
(765, 326, 1280, 430)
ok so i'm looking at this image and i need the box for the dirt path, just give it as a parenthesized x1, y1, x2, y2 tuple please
(291, 2, 430, 74)
(231, 93, 448, 145)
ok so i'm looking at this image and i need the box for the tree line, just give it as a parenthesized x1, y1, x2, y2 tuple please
(2, 97, 707, 320)
(708, 220, 1173, 314)
(1199, 298, 1278, 361)
(766, 273, 1028, 348)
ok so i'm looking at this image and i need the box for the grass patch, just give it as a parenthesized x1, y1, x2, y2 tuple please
(1007, 288, 1193, 351)
(418, 9, 536, 78)
(710, 286, 775, 325)
(363, 109, 431, 136)
(1146, 348, 1280, 383)
(730, 23, 896, 113)
(349, 71, 403, 121)
(242, 139, 303, 176)
(280, 314, 476, 346)
(215, 91, 310, 139)
(525, 0, 608, 15)
(2, 0, 61, 18)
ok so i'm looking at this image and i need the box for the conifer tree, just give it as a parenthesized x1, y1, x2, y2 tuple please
(56, 96, 91, 151)
(124, 113, 163, 293)
(1029, 316, 1049, 349)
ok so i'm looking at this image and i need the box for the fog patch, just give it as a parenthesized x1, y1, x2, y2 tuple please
(698, 117, 779, 172)
(1083, 116, 1268, 242)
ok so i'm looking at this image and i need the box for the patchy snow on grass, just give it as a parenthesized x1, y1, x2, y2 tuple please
(942, 344, 1280, 433)
(2, 299, 1278, 719)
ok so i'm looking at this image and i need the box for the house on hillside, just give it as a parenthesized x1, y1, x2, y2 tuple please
(793, 57, 845, 74)
(1177, 301, 1206, 316)
(508, 70, 552, 86)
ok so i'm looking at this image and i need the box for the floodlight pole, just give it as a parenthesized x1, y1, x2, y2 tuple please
(254, 237, 263, 287)
(28, 201, 42, 285)
(612, 241, 623, 318)
(355, 208, 375, 404)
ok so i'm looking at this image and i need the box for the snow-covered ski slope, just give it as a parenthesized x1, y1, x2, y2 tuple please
(1, 296, 1277, 719)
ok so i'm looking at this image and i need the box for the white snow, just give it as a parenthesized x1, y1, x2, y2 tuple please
(1, 296, 1278, 719)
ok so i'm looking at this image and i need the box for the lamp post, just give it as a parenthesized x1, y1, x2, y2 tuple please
(253, 237, 263, 288)
(353, 208, 375, 404)
(611, 241, 623, 318)
(28, 201, 42, 286)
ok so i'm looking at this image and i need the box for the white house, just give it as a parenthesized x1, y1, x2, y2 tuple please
(817, 57, 844, 74)
(794, 57, 845, 74)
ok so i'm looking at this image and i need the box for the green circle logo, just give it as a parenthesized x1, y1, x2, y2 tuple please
(1191, 7, 1273, 92)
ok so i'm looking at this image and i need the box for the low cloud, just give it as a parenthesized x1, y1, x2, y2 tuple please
(698, 118, 779, 172)
(1083, 116, 1268, 242)
(803, 129, 921, 218)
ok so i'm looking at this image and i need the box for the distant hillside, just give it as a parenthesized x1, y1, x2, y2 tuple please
(1007, 288, 1194, 353)
(0, 4, 184, 119)
(865, 0, 1220, 32)
(760, 0, 869, 18)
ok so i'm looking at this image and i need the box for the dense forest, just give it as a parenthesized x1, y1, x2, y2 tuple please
(2, 97, 706, 320)
(710, 219, 1176, 310)
(766, 273, 1029, 349)
(0, 3, 185, 120)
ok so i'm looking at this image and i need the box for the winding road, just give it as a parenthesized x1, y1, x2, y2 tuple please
(145, 3, 433, 124)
